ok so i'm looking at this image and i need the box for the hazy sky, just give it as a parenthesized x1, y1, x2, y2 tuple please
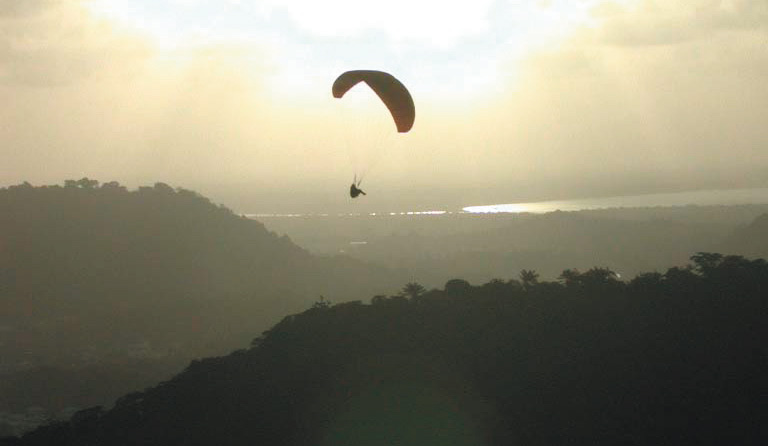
(2, 0, 767, 212)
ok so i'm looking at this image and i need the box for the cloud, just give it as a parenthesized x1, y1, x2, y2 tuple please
(596, 0, 768, 46)
(0, 0, 149, 86)
(258, 0, 496, 46)
(0, 0, 56, 17)
(2, 0, 767, 212)
(476, 0, 768, 201)
(0, 1, 288, 195)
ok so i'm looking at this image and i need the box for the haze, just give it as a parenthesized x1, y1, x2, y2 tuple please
(2, 0, 767, 213)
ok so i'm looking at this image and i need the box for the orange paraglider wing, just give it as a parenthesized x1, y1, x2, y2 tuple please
(332, 70, 415, 133)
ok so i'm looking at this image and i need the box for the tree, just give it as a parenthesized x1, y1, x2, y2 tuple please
(520, 269, 539, 290)
(690, 252, 724, 276)
(311, 296, 331, 310)
(371, 295, 388, 306)
(153, 182, 175, 194)
(9, 181, 33, 190)
(630, 272, 664, 292)
(64, 178, 99, 189)
(559, 269, 580, 287)
(400, 282, 426, 300)
(559, 267, 621, 291)
(77, 178, 99, 189)
(444, 278, 471, 295)
(481, 278, 506, 293)
(100, 181, 125, 191)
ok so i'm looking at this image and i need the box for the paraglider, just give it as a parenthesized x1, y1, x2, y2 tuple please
(332, 70, 414, 198)
(350, 175, 366, 198)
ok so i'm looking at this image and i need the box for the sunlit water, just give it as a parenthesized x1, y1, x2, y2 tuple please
(463, 188, 768, 214)
(248, 188, 768, 218)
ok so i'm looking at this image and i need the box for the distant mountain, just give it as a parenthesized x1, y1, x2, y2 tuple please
(723, 213, 768, 259)
(262, 205, 768, 288)
(7, 254, 766, 446)
(341, 211, 729, 285)
(0, 180, 404, 423)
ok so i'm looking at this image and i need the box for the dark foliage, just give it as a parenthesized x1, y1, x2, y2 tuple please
(0, 180, 403, 420)
(9, 253, 767, 445)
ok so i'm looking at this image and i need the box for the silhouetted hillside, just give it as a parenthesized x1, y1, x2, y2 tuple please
(0, 179, 404, 426)
(8, 253, 766, 445)
(724, 213, 768, 258)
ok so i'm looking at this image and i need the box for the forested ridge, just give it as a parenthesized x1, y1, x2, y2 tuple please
(0, 179, 403, 429)
(6, 253, 766, 445)
(0, 179, 401, 361)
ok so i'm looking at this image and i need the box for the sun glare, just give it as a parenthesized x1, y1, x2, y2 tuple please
(85, 0, 629, 102)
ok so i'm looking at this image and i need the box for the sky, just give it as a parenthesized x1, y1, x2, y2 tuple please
(1, 0, 767, 212)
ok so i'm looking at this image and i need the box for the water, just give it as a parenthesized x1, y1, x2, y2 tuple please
(463, 188, 768, 214)
(249, 187, 768, 257)
(248, 210, 449, 218)
(249, 188, 768, 219)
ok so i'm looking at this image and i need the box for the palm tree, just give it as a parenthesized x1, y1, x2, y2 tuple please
(400, 282, 426, 300)
(520, 269, 539, 291)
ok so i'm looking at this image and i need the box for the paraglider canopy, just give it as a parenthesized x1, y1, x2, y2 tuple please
(332, 70, 415, 133)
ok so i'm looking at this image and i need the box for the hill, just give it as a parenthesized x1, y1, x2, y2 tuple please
(723, 213, 768, 259)
(0, 179, 404, 427)
(7, 253, 766, 445)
